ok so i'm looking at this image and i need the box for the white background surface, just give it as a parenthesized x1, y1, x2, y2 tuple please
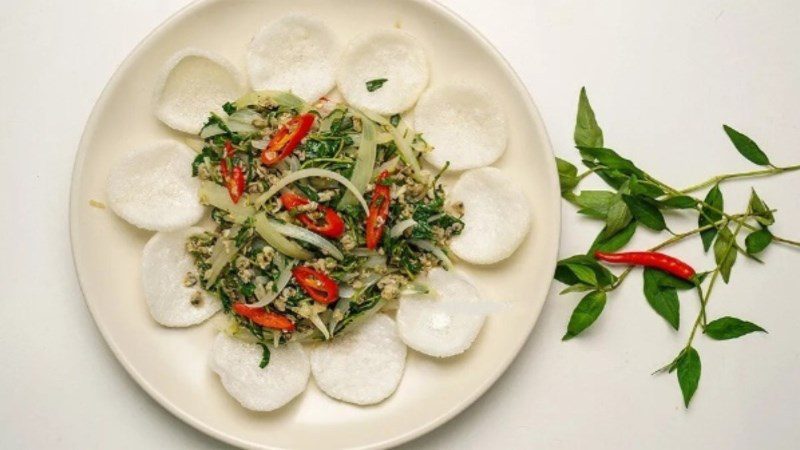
(2, 0, 799, 448)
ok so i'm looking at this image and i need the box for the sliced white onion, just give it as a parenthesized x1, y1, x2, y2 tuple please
(184, 137, 205, 153)
(310, 310, 331, 340)
(409, 239, 453, 269)
(373, 156, 400, 177)
(235, 90, 307, 111)
(355, 107, 390, 126)
(226, 120, 257, 134)
(253, 214, 313, 260)
(351, 248, 378, 257)
(200, 123, 226, 139)
(286, 155, 300, 172)
(206, 229, 241, 285)
(199, 182, 255, 220)
(247, 260, 296, 308)
(250, 138, 270, 149)
(364, 255, 387, 270)
(339, 286, 356, 299)
(426, 213, 445, 223)
(389, 218, 417, 238)
(339, 119, 377, 208)
(269, 219, 344, 260)
(229, 108, 261, 124)
(255, 168, 368, 215)
(327, 296, 351, 334)
(391, 120, 421, 173)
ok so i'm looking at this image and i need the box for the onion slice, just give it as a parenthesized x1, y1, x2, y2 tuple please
(409, 239, 453, 269)
(269, 220, 344, 260)
(339, 119, 377, 207)
(255, 168, 368, 215)
(234, 90, 307, 111)
(389, 218, 417, 238)
(199, 182, 255, 220)
(246, 260, 296, 308)
(253, 214, 313, 260)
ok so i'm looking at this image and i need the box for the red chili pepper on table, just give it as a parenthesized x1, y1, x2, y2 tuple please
(261, 113, 315, 166)
(594, 251, 696, 281)
(292, 266, 339, 304)
(232, 302, 295, 331)
(280, 191, 345, 239)
(220, 141, 246, 204)
(365, 171, 392, 250)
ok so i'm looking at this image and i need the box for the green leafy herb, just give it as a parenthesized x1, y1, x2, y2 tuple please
(723, 124, 770, 166)
(257, 343, 271, 368)
(554, 87, 800, 408)
(366, 78, 388, 92)
(563, 290, 606, 340)
(704, 317, 766, 340)
(676, 347, 701, 407)
(222, 101, 237, 115)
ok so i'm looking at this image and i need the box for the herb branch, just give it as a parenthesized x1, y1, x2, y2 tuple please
(555, 87, 799, 407)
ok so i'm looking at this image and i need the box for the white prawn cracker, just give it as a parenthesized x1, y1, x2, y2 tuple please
(310, 314, 407, 405)
(154, 48, 245, 134)
(106, 141, 205, 231)
(397, 268, 486, 358)
(449, 168, 531, 264)
(246, 14, 339, 102)
(141, 228, 220, 327)
(416, 85, 508, 171)
(210, 334, 310, 411)
(336, 30, 430, 115)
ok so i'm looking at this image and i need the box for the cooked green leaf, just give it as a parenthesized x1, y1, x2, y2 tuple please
(723, 124, 770, 166)
(745, 229, 772, 254)
(563, 290, 606, 340)
(257, 343, 271, 368)
(676, 347, 701, 407)
(622, 194, 667, 231)
(366, 78, 388, 92)
(713, 225, 738, 283)
(574, 87, 604, 148)
(704, 316, 766, 340)
(699, 185, 724, 251)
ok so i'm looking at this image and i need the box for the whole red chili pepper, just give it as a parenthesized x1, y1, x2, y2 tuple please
(594, 251, 696, 280)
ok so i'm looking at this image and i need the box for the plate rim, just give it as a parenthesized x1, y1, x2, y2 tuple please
(69, 0, 562, 448)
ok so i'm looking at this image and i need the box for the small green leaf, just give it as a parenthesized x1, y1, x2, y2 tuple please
(574, 87, 604, 148)
(713, 225, 738, 283)
(676, 347, 701, 407)
(589, 221, 638, 253)
(604, 198, 633, 236)
(571, 190, 616, 218)
(629, 177, 664, 198)
(622, 194, 667, 231)
(565, 263, 598, 286)
(222, 101, 237, 115)
(556, 157, 579, 195)
(745, 229, 773, 254)
(257, 343, 271, 369)
(559, 284, 595, 295)
(366, 78, 388, 92)
(704, 316, 766, 340)
(723, 124, 770, 166)
(661, 195, 697, 209)
(748, 189, 775, 226)
(698, 185, 724, 251)
(642, 268, 681, 330)
(578, 147, 643, 177)
(594, 167, 630, 190)
(555, 255, 617, 288)
(563, 291, 607, 340)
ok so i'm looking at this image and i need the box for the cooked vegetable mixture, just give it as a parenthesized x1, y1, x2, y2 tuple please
(186, 91, 464, 350)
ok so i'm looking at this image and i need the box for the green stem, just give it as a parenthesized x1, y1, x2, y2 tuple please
(679, 164, 800, 194)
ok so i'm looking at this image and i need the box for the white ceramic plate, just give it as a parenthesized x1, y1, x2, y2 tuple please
(69, 0, 560, 448)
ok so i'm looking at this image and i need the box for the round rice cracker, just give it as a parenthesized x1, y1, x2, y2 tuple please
(310, 314, 407, 405)
(397, 268, 487, 358)
(154, 48, 245, 134)
(106, 141, 205, 231)
(336, 30, 430, 115)
(210, 334, 310, 412)
(246, 14, 339, 102)
(416, 85, 508, 171)
(449, 167, 532, 264)
(141, 227, 220, 327)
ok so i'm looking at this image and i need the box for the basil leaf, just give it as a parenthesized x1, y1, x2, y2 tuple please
(366, 78, 388, 92)
(555, 255, 617, 288)
(622, 194, 667, 231)
(559, 283, 595, 295)
(572, 190, 616, 218)
(676, 347, 701, 407)
(713, 225, 738, 283)
(661, 195, 697, 209)
(578, 147, 644, 178)
(590, 221, 637, 253)
(745, 229, 772, 254)
(604, 198, 633, 236)
(257, 343, 271, 369)
(574, 87, 604, 148)
(629, 177, 664, 198)
(594, 167, 630, 190)
(704, 316, 766, 340)
(748, 189, 774, 226)
(643, 268, 681, 330)
(556, 157, 579, 195)
(563, 290, 606, 340)
(698, 185, 724, 251)
(723, 124, 770, 166)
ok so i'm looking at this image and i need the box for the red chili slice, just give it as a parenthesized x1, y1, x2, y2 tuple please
(261, 113, 315, 166)
(219, 141, 246, 204)
(365, 171, 391, 249)
(292, 266, 339, 304)
(232, 303, 295, 331)
(280, 191, 345, 239)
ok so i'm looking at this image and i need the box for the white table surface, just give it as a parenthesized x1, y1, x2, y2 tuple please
(2, 0, 800, 448)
